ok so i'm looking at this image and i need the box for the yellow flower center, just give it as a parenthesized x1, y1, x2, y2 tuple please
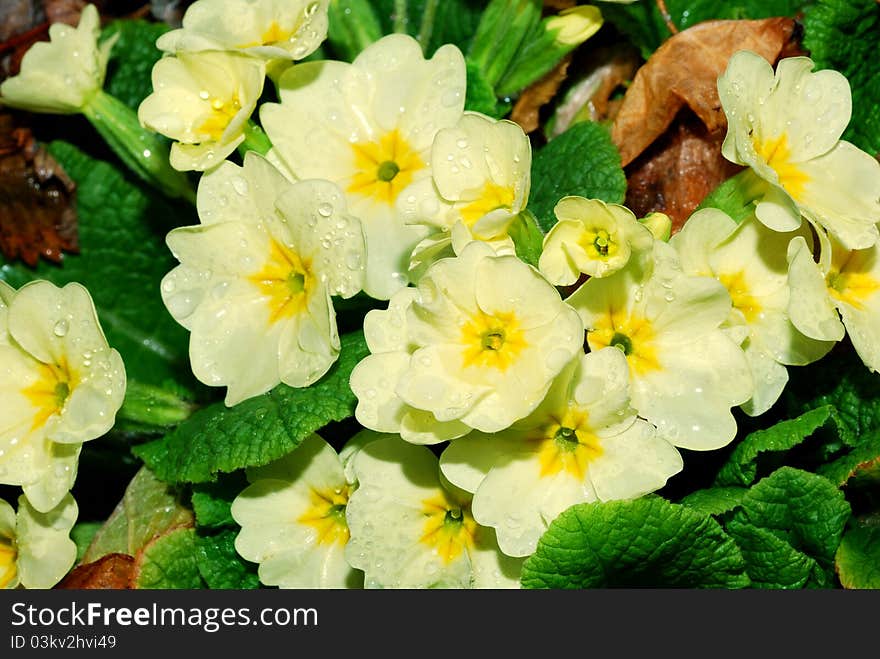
(580, 226, 619, 260)
(0, 536, 17, 589)
(261, 21, 293, 44)
(533, 408, 603, 480)
(459, 182, 516, 228)
(297, 485, 351, 547)
(348, 130, 425, 205)
(248, 239, 315, 323)
(826, 249, 880, 311)
(198, 92, 241, 142)
(21, 357, 73, 431)
(718, 271, 763, 322)
(419, 493, 477, 565)
(460, 310, 528, 371)
(754, 133, 809, 201)
(588, 308, 660, 376)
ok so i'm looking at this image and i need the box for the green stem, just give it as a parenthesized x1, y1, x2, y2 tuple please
(417, 0, 440, 51)
(118, 381, 197, 430)
(81, 91, 196, 204)
(392, 0, 408, 33)
(237, 119, 273, 158)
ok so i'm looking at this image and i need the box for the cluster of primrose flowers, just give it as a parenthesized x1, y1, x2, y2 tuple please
(0, 0, 878, 589)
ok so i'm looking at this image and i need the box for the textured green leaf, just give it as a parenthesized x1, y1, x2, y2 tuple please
(102, 20, 169, 111)
(195, 529, 260, 589)
(601, 0, 810, 59)
(804, 0, 880, 156)
(725, 518, 821, 588)
(679, 486, 747, 517)
(82, 466, 193, 564)
(0, 141, 198, 393)
(529, 122, 627, 232)
(818, 433, 880, 487)
(521, 497, 750, 588)
(133, 331, 369, 484)
(135, 527, 204, 589)
(835, 517, 880, 588)
(191, 473, 249, 530)
(726, 467, 851, 588)
(783, 346, 880, 449)
(715, 406, 843, 487)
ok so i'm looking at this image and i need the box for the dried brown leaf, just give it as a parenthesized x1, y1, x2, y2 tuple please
(611, 17, 796, 167)
(548, 44, 640, 137)
(0, 112, 79, 266)
(512, 55, 572, 134)
(624, 110, 742, 232)
(56, 553, 135, 589)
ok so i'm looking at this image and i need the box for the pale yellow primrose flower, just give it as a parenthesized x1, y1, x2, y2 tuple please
(138, 50, 265, 172)
(566, 241, 754, 450)
(0, 281, 125, 513)
(349, 241, 584, 444)
(0, 494, 77, 589)
(231, 434, 363, 588)
(157, 0, 328, 61)
(718, 51, 880, 250)
(345, 436, 522, 588)
(440, 348, 682, 558)
(261, 34, 466, 300)
(539, 196, 654, 285)
(161, 153, 365, 406)
(671, 209, 834, 416)
(399, 112, 531, 274)
(0, 4, 114, 115)
(787, 229, 880, 372)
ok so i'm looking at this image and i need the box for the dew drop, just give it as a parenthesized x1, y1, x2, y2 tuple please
(317, 202, 333, 217)
(53, 320, 69, 337)
(231, 176, 249, 196)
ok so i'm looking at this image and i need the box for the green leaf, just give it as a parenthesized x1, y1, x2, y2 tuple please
(133, 331, 369, 484)
(715, 406, 844, 487)
(818, 433, 880, 487)
(423, 0, 487, 56)
(0, 141, 199, 394)
(726, 467, 851, 588)
(195, 529, 260, 589)
(725, 518, 821, 589)
(134, 527, 204, 589)
(191, 472, 249, 530)
(102, 19, 170, 111)
(327, 0, 383, 61)
(601, 0, 811, 59)
(803, 0, 880, 156)
(520, 497, 750, 588)
(370, 0, 487, 55)
(464, 59, 508, 118)
(528, 121, 627, 232)
(679, 486, 747, 517)
(82, 466, 193, 564)
(783, 345, 880, 449)
(696, 169, 762, 224)
(508, 210, 544, 267)
(835, 516, 880, 589)
(71, 522, 103, 562)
